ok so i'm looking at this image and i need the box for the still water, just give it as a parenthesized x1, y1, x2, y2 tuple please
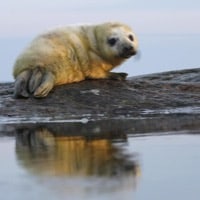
(0, 124, 200, 200)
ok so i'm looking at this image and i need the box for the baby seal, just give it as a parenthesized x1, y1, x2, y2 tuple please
(13, 22, 138, 98)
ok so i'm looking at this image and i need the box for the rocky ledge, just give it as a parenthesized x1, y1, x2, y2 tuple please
(0, 68, 200, 134)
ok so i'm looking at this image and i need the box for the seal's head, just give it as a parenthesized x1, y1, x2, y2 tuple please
(95, 22, 138, 64)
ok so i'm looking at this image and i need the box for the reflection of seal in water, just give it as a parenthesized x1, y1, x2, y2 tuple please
(13, 22, 138, 98)
(15, 128, 140, 178)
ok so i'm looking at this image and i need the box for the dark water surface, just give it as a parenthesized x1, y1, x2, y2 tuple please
(0, 123, 200, 200)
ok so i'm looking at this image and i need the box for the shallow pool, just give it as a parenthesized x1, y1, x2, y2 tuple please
(0, 124, 200, 200)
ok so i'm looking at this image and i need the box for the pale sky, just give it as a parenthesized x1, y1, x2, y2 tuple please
(1, 0, 200, 37)
(1, 0, 200, 82)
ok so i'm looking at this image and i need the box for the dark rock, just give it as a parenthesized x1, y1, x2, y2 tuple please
(0, 68, 200, 134)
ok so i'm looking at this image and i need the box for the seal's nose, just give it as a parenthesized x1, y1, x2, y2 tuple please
(120, 45, 137, 58)
(123, 45, 134, 53)
(123, 45, 137, 56)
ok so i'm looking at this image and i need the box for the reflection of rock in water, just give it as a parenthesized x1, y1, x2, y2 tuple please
(15, 127, 140, 178)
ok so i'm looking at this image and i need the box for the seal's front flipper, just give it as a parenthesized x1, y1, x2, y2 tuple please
(14, 70, 32, 98)
(33, 71, 55, 98)
(107, 72, 128, 81)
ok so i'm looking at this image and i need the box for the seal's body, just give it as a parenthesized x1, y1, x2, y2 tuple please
(13, 22, 138, 98)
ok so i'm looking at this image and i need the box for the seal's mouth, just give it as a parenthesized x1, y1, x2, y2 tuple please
(119, 50, 137, 59)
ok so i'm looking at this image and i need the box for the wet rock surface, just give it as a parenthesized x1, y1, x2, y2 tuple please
(0, 68, 200, 134)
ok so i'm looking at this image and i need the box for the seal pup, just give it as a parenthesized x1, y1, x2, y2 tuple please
(13, 22, 138, 98)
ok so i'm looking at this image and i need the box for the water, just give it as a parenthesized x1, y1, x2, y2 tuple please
(1, 34, 200, 82)
(0, 124, 200, 200)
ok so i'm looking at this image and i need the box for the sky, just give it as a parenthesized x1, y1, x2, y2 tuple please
(1, 0, 200, 37)
(1, 0, 200, 82)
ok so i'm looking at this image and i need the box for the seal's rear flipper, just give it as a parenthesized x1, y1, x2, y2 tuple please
(28, 67, 44, 93)
(33, 71, 55, 98)
(14, 70, 32, 98)
(14, 68, 55, 98)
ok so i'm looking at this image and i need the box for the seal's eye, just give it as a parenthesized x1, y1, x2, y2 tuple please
(128, 34, 134, 41)
(107, 38, 117, 46)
